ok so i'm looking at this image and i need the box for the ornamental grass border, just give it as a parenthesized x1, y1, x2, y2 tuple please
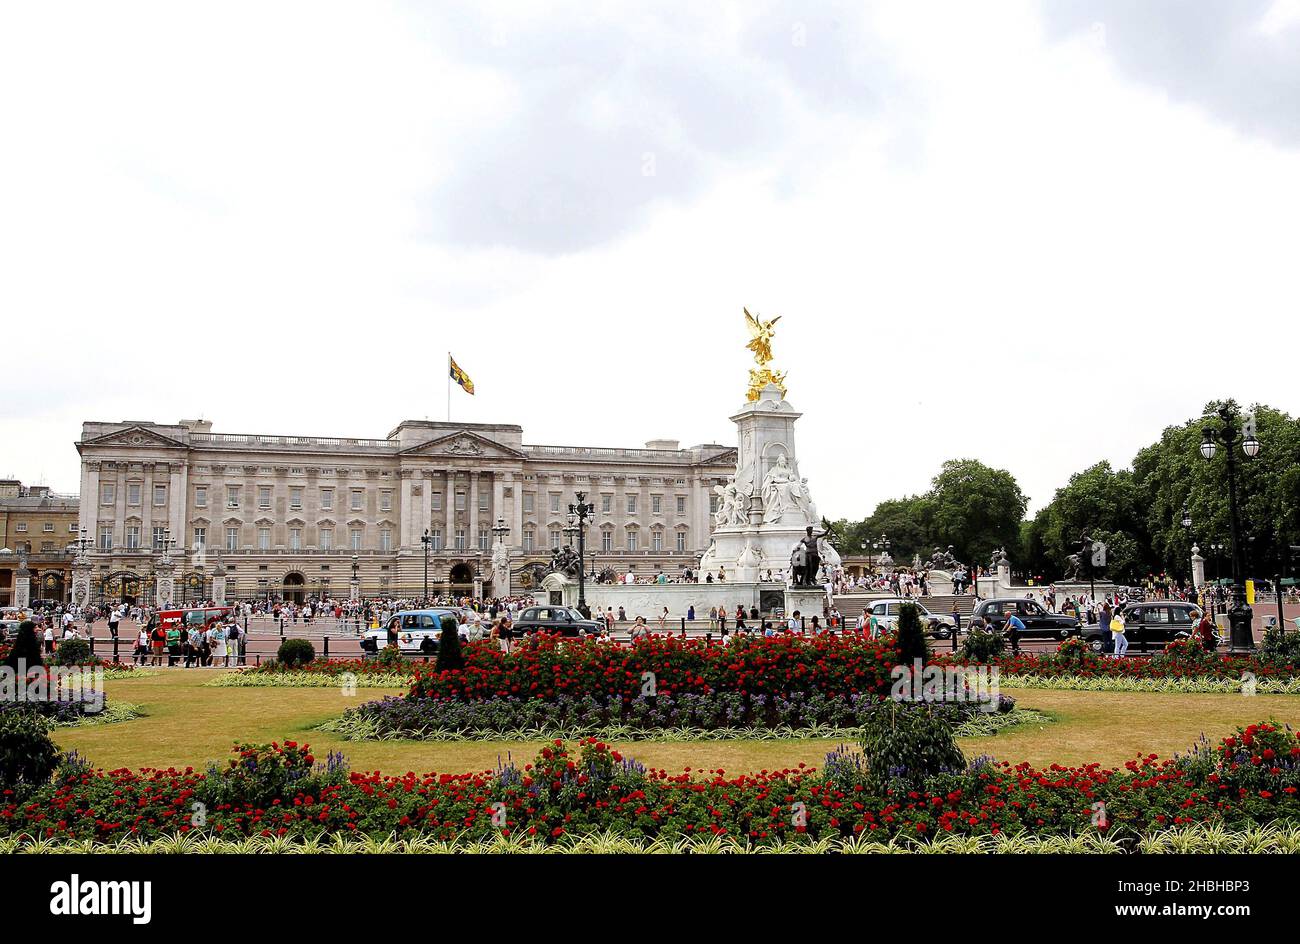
(3, 823, 1298, 854)
(314, 707, 1053, 742)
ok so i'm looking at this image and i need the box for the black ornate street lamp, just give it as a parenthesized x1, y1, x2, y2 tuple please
(421, 528, 434, 601)
(1199, 405, 1261, 651)
(567, 491, 595, 617)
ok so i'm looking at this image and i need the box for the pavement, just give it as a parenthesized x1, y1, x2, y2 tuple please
(64, 602, 1300, 666)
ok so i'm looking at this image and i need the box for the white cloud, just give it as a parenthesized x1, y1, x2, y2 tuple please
(0, 1, 1296, 529)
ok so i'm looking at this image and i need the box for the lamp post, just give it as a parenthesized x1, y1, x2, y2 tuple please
(1199, 404, 1261, 651)
(421, 529, 434, 602)
(567, 490, 595, 618)
(351, 554, 360, 601)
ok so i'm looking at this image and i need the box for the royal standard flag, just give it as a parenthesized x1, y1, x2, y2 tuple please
(449, 354, 475, 394)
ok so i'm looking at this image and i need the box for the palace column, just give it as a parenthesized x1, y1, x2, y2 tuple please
(469, 471, 480, 549)
(508, 473, 523, 550)
(141, 463, 154, 547)
(399, 471, 414, 549)
(421, 470, 433, 543)
(445, 470, 455, 543)
(492, 473, 505, 533)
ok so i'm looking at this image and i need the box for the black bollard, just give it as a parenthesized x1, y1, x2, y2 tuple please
(323, 636, 329, 659)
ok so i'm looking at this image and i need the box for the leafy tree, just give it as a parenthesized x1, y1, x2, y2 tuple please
(1023, 462, 1150, 582)
(1134, 401, 1300, 580)
(925, 459, 1027, 565)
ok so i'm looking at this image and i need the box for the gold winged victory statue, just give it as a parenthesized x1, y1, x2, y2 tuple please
(743, 307, 787, 401)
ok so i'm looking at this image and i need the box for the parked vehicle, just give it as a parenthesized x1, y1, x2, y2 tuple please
(159, 606, 234, 631)
(970, 598, 1080, 640)
(1082, 601, 1204, 652)
(865, 599, 957, 638)
(360, 608, 460, 655)
(512, 605, 603, 637)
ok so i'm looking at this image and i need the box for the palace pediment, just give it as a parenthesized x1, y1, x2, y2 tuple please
(399, 430, 526, 460)
(81, 425, 187, 450)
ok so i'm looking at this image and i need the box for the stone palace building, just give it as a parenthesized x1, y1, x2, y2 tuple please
(75, 418, 736, 604)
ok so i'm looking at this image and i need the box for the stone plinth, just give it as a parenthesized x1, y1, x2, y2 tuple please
(783, 586, 828, 621)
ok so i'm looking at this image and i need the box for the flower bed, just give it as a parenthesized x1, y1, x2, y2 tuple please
(4, 722, 1300, 845)
(319, 692, 1044, 742)
(210, 671, 411, 689)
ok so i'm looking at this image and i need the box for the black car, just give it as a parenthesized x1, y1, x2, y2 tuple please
(971, 598, 1080, 640)
(1082, 601, 1204, 652)
(512, 605, 603, 637)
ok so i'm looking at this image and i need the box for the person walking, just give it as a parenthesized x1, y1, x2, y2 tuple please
(1111, 611, 1128, 658)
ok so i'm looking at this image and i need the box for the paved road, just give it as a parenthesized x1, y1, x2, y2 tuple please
(69, 603, 1299, 666)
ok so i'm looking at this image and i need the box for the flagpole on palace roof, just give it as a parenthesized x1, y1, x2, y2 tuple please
(447, 352, 451, 422)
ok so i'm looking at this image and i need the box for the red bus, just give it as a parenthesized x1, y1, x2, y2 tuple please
(159, 606, 233, 630)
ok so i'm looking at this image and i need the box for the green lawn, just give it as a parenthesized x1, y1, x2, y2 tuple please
(52, 670, 1300, 775)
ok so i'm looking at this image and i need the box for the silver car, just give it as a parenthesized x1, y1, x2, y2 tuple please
(865, 599, 957, 638)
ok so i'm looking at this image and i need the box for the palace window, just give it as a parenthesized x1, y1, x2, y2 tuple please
(351, 489, 363, 512)
(478, 528, 489, 551)
(652, 496, 662, 514)
(601, 530, 613, 552)
(676, 496, 686, 515)
(627, 530, 639, 553)
(380, 490, 392, 512)
(433, 491, 442, 511)
(258, 527, 271, 551)
(152, 526, 167, 550)
(195, 486, 207, 507)
(320, 488, 334, 511)
(549, 528, 561, 549)
(379, 529, 392, 552)
(350, 529, 363, 550)
(454, 528, 466, 551)
(258, 486, 272, 509)
(128, 483, 141, 506)
(522, 529, 534, 552)
(430, 529, 443, 551)
(125, 525, 141, 549)
(100, 483, 115, 505)
(226, 527, 239, 551)
(676, 531, 687, 552)
(652, 530, 663, 552)
(98, 526, 113, 550)
(153, 484, 167, 506)
(601, 495, 612, 514)
(549, 494, 560, 513)
(626, 495, 637, 514)
(290, 487, 303, 510)
(192, 527, 206, 549)
(320, 528, 334, 551)
(290, 528, 302, 551)
(523, 494, 535, 514)
(227, 486, 241, 508)
(455, 492, 467, 512)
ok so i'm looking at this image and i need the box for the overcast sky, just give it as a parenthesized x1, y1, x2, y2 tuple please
(2, 1, 1297, 520)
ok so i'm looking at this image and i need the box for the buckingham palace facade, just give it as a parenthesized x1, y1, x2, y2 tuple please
(75, 418, 736, 603)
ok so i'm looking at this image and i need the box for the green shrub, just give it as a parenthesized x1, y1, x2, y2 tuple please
(55, 638, 92, 666)
(1258, 627, 1300, 668)
(960, 626, 1005, 662)
(859, 700, 965, 790)
(893, 602, 930, 665)
(276, 638, 316, 667)
(435, 615, 464, 671)
(1152, 636, 1220, 674)
(1050, 635, 1099, 670)
(0, 707, 61, 800)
